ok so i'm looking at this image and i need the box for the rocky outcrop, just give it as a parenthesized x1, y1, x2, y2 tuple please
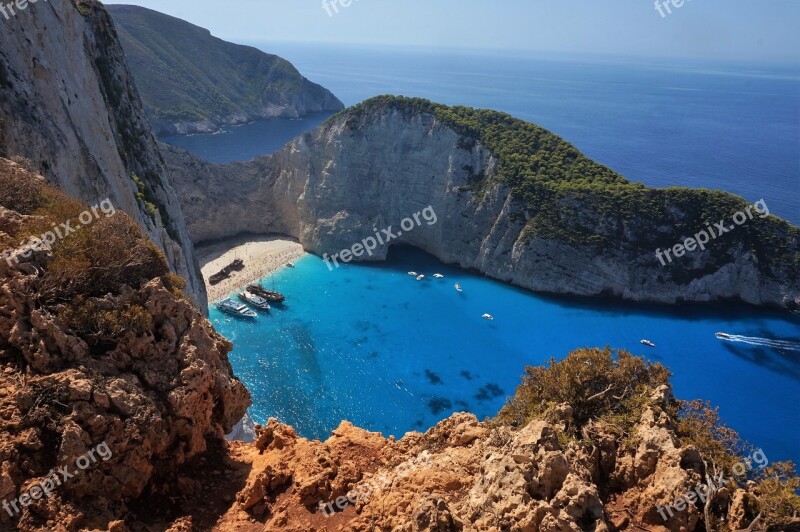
(0, 0, 207, 310)
(163, 99, 800, 309)
(107, 5, 344, 136)
(222, 391, 754, 531)
(0, 163, 250, 530)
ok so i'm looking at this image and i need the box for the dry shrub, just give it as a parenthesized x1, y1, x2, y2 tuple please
(38, 214, 171, 303)
(0, 159, 46, 214)
(59, 297, 150, 342)
(496, 347, 671, 434)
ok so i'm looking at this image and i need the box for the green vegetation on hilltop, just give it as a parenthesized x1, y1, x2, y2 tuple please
(107, 5, 342, 134)
(338, 96, 800, 277)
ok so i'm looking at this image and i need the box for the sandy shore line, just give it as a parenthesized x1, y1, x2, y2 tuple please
(197, 235, 306, 303)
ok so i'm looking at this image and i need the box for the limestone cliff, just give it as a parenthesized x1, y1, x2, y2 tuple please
(107, 4, 344, 136)
(163, 97, 800, 309)
(0, 0, 207, 310)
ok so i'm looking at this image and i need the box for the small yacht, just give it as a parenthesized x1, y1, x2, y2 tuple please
(217, 298, 257, 319)
(454, 283, 463, 292)
(239, 291, 271, 311)
(433, 273, 444, 279)
(408, 271, 418, 276)
(715, 332, 731, 340)
(416, 274, 425, 281)
(640, 339, 656, 347)
(482, 313, 494, 321)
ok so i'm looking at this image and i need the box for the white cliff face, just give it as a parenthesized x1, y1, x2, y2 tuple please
(164, 107, 800, 309)
(0, 0, 207, 310)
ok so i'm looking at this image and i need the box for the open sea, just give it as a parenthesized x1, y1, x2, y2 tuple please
(176, 47, 800, 464)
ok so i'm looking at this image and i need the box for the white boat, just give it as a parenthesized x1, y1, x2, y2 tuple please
(217, 298, 257, 318)
(640, 339, 656, 347)
(408, 271, 418, 276)
(239, 291, 271, 311)
(416, 274, 425, 281)
(455, 283, 463, 292)
(433, 273, 444, 278)
(715, 332, 731, 340)
(482, 313, 494, 321)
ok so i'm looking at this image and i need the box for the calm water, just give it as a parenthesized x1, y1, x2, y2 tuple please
(161, 112, 334, 163)
(237, 45, 797, 224)
(212, 248, 800, 466)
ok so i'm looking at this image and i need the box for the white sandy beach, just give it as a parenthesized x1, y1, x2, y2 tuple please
(197, 235, 306, 303)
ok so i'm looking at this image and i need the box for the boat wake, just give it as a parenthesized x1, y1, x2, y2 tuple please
(717, 334, 800, 352)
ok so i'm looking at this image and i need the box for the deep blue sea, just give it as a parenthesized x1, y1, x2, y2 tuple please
(180, 47, 800, 465)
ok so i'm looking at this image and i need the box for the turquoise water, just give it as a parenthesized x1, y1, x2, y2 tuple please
(212, 247, 800, 465)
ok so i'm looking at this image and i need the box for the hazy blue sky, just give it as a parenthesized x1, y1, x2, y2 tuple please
(103, 0, 799, 62)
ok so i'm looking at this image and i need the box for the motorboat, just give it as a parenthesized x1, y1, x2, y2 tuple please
(416, 274, 425, 281)
(482, 313, 494, 321)
(287, 262, 295, 268)
(217, 298, 257, 318)
(455, 283, 463, 292)
(408, 271, 418, 276)
(239, 291, 271, 311)
(433, 273, 444, 278)
(640, 339, 656, 347)
(715, 332, 731, 340)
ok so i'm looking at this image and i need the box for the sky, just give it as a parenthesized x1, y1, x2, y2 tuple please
(102, 0, 800, 62)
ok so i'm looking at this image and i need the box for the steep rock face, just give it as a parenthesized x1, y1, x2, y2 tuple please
(108, 4, 344, 136)
(0, 0, 207, 310)
(163, 101, 800, 309)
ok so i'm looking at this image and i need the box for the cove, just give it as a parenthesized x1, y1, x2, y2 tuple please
(211, 246, 800, 465)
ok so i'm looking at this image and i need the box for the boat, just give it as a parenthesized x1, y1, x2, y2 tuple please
(247, 284, 286, 303)
(416, 274, 425, 281)
(640, 339, 656, 347)
(455, 283, 463, 292)
(715, 332, 731, 340)
(433, 273, 444, 278)
(482, 313, 494, 321)
(408, 271, 418, 276)
(217, 298, 257, 318)
(287, 262, 295, 268)
(239, 291, 271, 311)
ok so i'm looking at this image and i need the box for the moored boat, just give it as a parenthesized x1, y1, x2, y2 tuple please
(455, 283, 463, 292)
(239, 291, 271, 311)
(416, 274, 425, 281)
(482, 313, 494, 321)
(433, 273, 444, 278)
(247, 284, 286, 303)
(217, 298, 257, 318)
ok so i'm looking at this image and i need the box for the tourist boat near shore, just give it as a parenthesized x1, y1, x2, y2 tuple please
(416, 274, 425, 281)
(239, 291, 271, 311)
(217, 298, 257, 318)
(247, 284, 286, 303)
(455, 283, 463, 292)
(433, 273, 444, 278)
